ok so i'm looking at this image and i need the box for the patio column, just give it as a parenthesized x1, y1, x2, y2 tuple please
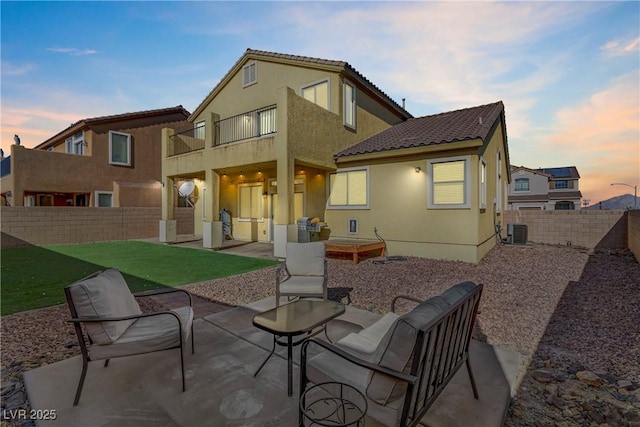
(203, 169, 222, 249)
(159, 128, 176, 243)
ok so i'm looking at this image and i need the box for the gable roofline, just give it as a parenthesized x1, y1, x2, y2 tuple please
(335, 101, 505, 160)
(188, 48, 412, 121)
(34, 106, 190, 150)
(511, 165, 553, 178)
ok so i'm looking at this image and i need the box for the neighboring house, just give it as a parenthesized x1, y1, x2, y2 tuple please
(160, 49, 412, 256)
(1, 106, 190, 208)
(325, 101, 510, 263)
(507, 166, 582, 210)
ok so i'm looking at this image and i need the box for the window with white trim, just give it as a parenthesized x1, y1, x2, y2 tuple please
(238, 184, 263, 220)
(301, 79, 329, 110)
(496, 151, 503, 212)
(95, 191, 113, 207)
(194, 121, 205, 140)
(515, 178, 529, 192)
(343, 80, 356, 129)
(479, 158, 487, 209)
(109, 131, 131, 166)
(242, 61, 257, 87)
(328, 167, 369, 209)
(65, 132, 84, 155)
(428, 156, 471, 209)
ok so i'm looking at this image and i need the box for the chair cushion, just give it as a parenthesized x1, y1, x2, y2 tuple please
(367, 296, 450, 405)
(278, 276, 326, 296)
(68, 269, 142, 344)
(285, 242, 325, 276)
(90, 306, 193, 360)
(338, 313, 399, 355)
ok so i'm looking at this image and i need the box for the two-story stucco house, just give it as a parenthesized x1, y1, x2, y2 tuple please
(507, 166, 582, 210)
(325, 101, 510, 263)
(159, 49, 411, 257)
(0, 106, 190, 208)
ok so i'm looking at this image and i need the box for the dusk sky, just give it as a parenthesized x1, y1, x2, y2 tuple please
(1, 1, 638, 205)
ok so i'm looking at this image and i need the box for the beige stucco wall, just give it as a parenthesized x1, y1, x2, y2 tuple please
(163, 57, 405, 242)
(323, 118, 509, 263)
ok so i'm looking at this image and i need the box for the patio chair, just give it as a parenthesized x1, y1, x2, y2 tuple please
(276, 241, 328, 307)
(300, 282, 483, 427)
(64, 268, 194, 406)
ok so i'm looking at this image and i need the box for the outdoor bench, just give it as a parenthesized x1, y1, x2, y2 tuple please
(300, 281, 483, 427)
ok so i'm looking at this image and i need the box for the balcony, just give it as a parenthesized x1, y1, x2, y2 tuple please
(168, 128, 205, 157)
(214, 105, 277, 146)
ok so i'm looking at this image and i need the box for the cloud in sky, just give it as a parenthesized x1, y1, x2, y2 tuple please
(542, 71, 639, 203)
(601, 37, 640, 57)
(46, 47, 98, 56)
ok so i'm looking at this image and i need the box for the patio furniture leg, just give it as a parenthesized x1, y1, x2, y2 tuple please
(104, 359, 110, 367)
(254, 335, 277, 377)
(180, 345, 186, 392)
(73, 357, 89, 406)
(191, 324, 195, 354)
(287, 336, 293, 396)
(466, 358, 479, 399)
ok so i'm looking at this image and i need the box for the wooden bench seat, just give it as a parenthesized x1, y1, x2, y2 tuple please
(323, 239, 386, 264)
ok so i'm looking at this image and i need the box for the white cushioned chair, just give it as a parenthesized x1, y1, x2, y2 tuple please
(64, 269, 194, 406)
(275, 241, 327, 306)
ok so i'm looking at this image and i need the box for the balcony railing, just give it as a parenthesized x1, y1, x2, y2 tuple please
(168, 127, 205, 156)
(214, 105, 277, 146)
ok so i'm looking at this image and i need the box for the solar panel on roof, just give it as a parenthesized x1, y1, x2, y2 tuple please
(544, 167, 572, 178)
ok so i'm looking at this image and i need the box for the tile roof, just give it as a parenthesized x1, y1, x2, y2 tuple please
(190, 49, 412, 120)
(549, 191, 583, 200)
(335, 101, 504, 159)
(35, 106, 190, 149)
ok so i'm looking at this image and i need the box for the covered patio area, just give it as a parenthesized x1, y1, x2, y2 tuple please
(24, 297, 520, 426)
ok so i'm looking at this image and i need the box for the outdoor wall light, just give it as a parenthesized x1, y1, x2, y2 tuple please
(415, 166, 422, 173)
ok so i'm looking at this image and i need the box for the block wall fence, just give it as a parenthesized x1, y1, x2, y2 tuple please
(628, 210, 640, 261)
(0, 207, 194, 247)
(502, 210, 629, 251)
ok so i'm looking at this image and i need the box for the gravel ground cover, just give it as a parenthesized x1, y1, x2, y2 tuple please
(2, 243, 639, 426)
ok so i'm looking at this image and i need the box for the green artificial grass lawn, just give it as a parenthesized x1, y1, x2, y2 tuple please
(0, 240, 279, 316)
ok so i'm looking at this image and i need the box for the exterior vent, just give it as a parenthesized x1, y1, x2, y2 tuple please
(507, 224, 528, 245)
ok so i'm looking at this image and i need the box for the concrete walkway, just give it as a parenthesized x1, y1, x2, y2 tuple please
(23, 297, 520, 427)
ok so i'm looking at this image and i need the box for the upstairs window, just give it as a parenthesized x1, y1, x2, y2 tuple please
(515, 178, 530, 192)
(328, 167, 369, 209)
(66, 132, 84, 155)
(428, 156, 470, 209)
(109, 131, 131, 166)
(301, 79, 329, 110)
(242, 61, 257, 87)
(194, 121, 205, 140)
(343, 80, 356, 129)
(554, 180, 568, 189)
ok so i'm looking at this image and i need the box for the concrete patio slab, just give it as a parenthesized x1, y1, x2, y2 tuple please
(23, 302, 520, 426)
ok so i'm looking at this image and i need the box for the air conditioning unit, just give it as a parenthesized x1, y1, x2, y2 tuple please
(507, 224, 528, 245)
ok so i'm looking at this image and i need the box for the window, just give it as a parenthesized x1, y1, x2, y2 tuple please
(479, 158, 487, 209)
(194, 121, 205, 140)
(515, 178, 530, 192)
(258, 107, 277, 135)
(301, 79, 329, 110)
(343, 80, 356, 129)
(555, 201, 574, 210)
(554, 180, 568, 189)
(66, 132, 84, 155)
(238, 184, 263, 220)
(428, 156, 470, 209)
(496, 151, 503, 213)
(109, 131, 131, 166)
(328, 167, 369, 209)
(242, 61, 257, 87)
(95, 191, 113, 207)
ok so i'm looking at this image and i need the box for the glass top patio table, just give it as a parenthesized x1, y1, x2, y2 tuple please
(252, 299, 345, 335)
(252, 299, 345, 396)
